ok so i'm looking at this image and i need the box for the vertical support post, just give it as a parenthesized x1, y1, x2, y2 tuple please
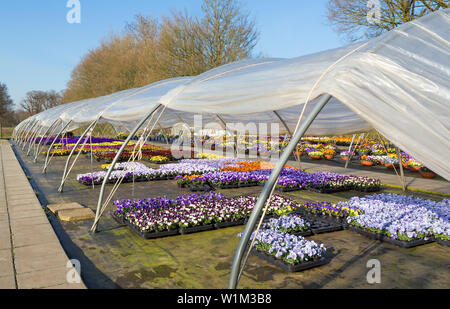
(58, 119, 99, 193)
(228, 94, 332, 289)
(90, 104, 161, 232)
(273, 110, 302, 169)
(345, 134, 356, 169)
(396, 147, 406, 191)
(42, 120, 73, 173)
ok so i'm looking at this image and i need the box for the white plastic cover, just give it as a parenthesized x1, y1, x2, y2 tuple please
(15, 9, 450, 180)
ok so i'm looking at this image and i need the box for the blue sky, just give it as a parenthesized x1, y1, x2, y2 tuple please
(0, 0, 345, 108)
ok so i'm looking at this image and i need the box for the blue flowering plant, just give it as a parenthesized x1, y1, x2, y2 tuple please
(341, 194, 450, 242)
(240, 229, 326, 265)
(263, 215, 311, 233)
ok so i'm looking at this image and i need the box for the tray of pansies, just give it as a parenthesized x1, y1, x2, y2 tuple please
(340, 194, 450, 248)
(297, 202, 361, 228)
(242, 229, 328, 273)
(113, 193, 300, 240)
(112, 211, 180, 239)
(346, 225, 434, 248)
(262, 215, 313, 237)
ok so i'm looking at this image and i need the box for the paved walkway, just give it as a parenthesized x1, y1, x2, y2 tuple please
(0, 140, 85, 289)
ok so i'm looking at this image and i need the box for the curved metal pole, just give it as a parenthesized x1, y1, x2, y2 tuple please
(15, 121, 29, 144)
(20, 120, 38, 148)
(15, 120, 31, 144)
(20, 120, 35, 147)
(228, 94, 332, 289)
(26, 125, 43, 155)
(24, 122, 40, 149)
(58, 119, 99, 193)
(91, 104, 162, 233)
(344, 134, 356, 169)
(27, 124, 45, 156)
(33, 119, 61, 162)
(43, 120, 73, 174)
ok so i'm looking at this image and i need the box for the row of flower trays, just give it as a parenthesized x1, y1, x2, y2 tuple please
(78, 159, 381, 194)
(296, 194, 450, 248)
(112, 193, 300, 239)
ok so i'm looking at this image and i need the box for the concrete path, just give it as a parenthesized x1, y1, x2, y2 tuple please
(0, 140, 85, 289)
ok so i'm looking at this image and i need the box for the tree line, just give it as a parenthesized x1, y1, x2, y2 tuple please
(1, 0, 447, 128)
(62, 0, 259, 103)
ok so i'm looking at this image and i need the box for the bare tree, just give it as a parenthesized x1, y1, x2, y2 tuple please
(21, 90, 62, 116)
(0, 83, 16, 126)
(62, 0, 259, 103)
(327, 0, 449, 41)
(200, 0, 259, 67)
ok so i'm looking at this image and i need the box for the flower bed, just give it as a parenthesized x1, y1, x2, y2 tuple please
(340, 194, 450, 247)
(77, 158, 381, 194)
(113, 193, 299, 239)
(77, 161, 218, 185)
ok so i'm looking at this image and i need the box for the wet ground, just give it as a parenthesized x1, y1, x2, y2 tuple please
(11, 142, 450, 289)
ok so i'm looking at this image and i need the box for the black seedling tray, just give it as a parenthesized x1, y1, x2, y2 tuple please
(187, 184, 213, 192)
(290, 229, 313, 237)
(111, 212, 126, 225)
(179, 224, 214, 235)
(124, 219, 180, 240)
(214, 219, 246, 229)
(213, 183, 239, 189)
(238, 183, 259, 188)
(252, 249, 327, 272)
(306, 187, 346, 194)
(354, 187, 381, 192)
(311, 225, 343, 234)
(435, 238, 450, 247)
(276, 186, 301, 192)
(347, 225, 434, 248)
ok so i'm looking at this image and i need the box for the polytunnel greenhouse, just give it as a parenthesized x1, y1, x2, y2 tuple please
(8, 8, 450, 289)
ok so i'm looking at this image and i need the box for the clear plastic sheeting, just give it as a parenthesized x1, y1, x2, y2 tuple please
(14, 9, 450, 180)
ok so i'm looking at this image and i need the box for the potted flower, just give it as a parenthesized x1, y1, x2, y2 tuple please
(149, 155, 170, 164)
(294, 144, 305, 157)
(419, 166, 436, 179)
(340, 150, 355, 161)
(308, 151, 323, 160)
(356, 147, 371, 156)
(384, 157, 399, 169)
(360, 155, 375, 167)
(323, 149, 336, 160)
(407, 160, 422, 172)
